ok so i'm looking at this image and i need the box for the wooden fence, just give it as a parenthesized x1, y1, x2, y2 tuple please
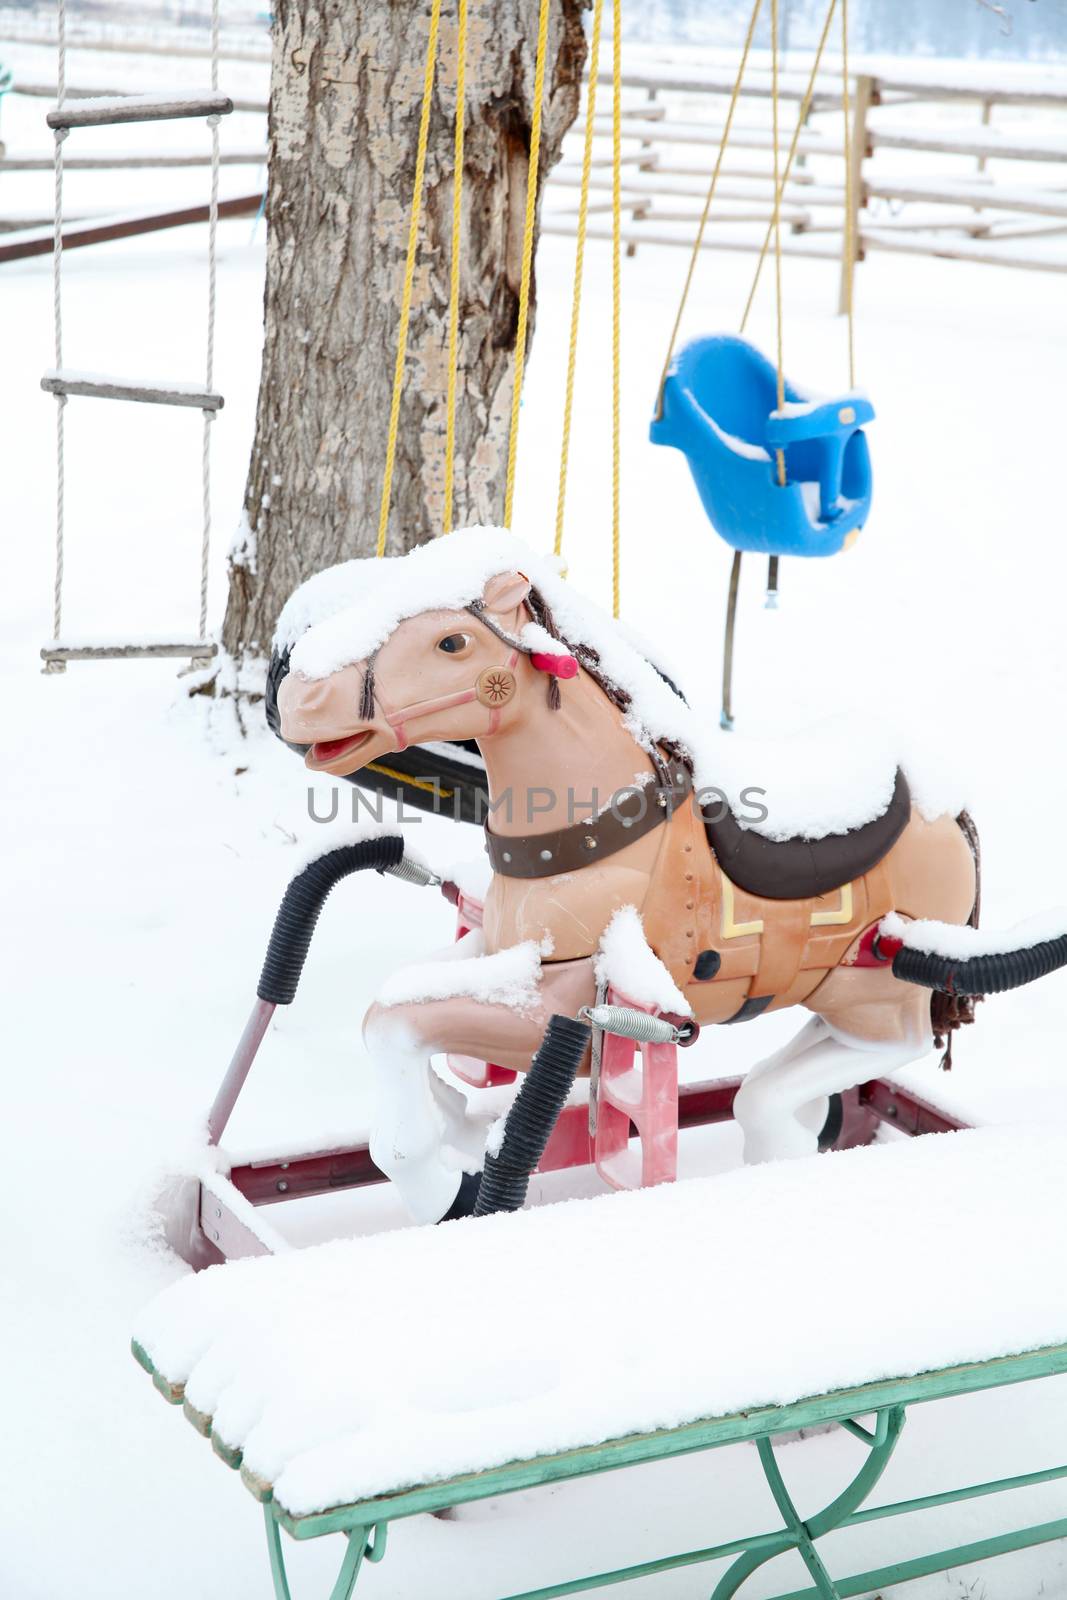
(542, 59, 1067, 289)
(1, 26, 1065, 282)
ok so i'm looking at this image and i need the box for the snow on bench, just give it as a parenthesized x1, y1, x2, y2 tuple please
(134, 1125, 1067, 1520)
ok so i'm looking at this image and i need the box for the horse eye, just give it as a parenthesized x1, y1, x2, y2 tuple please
(437, 633, 472, 654)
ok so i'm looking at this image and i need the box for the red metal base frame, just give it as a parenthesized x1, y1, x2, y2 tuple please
(224, 1077, 966, 1210)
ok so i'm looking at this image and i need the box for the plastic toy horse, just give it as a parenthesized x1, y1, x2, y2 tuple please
(650, 335, 874, 558)
(273, 528, 1065, 1226)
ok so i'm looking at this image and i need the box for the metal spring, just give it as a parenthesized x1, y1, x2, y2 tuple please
(580, 1004, 679, 1045)
(383, 856, 442, 890)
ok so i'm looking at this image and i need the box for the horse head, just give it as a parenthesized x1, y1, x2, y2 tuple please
(276, 566, 577, 778)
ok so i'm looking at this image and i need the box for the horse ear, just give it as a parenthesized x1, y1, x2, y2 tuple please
(481, 570, 531, 615)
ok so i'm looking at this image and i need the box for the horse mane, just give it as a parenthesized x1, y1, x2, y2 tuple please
(524, 586, 693, 775)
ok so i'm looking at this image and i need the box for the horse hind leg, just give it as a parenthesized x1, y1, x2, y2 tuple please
(733, 1011, 930, 1166)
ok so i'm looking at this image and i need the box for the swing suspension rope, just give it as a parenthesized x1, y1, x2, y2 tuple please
(503, 0, 553, 531)
(553, 0, 623, 617)
(609, 0, 622, 620)
(379, 0, 626, 621)
(738, 0, 841, 336)
(377, 0, 553, 553)
(202, 0, 222, 641)
(651, 0, 854, 724)
(376, 0, 444, 559)
(769, 0, 786, 490)
(658, 0, 854, 450)
(840, 0, 856, 387)
(441, 0, 468, 537)
(45, 0, 221, 670)
(48, 0, 67, 669)
(554, 0, 604, 559)
(653, 0, 764, 424)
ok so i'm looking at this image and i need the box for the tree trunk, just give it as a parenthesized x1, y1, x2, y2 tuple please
(223, 0, 588, 660)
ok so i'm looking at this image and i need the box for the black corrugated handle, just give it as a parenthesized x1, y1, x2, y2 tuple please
(474, 1013, 592, 1217)
(892, 934, 1067, 998)
(257, 836, 405, 1004)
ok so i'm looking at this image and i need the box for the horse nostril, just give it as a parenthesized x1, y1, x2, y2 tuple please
(277, 673, 325, 733)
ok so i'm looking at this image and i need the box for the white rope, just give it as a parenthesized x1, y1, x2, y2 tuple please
(45, 0, 221, 668)
(49, 0, 67, 663)
(199, 0, 221, 646)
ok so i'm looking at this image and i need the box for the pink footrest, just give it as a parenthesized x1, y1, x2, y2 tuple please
(594, 990, 679, 1192)
(445, 890, 678, 1184)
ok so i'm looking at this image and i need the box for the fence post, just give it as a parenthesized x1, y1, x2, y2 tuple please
(838, 73, 873, 317)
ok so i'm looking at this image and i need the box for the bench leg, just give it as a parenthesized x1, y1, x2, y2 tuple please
(264, 1506, 387, 1600)
(711, 1405, 906, 1599)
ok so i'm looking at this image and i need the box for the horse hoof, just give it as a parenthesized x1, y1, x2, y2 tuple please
(817, 1093, 844, 1152)
(438, 1171, 482, 1223)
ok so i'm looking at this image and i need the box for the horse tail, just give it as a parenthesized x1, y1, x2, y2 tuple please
(879, 810, 1066, 1067)
(927, 812, 981, 1066)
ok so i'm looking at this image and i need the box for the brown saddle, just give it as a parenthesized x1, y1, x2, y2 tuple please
(703, 769, 911, 901)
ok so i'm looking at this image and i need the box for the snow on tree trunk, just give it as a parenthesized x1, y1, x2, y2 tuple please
(223, 0, 588, 660)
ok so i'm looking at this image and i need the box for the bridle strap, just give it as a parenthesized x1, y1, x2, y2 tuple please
(383, 650, 519, 751)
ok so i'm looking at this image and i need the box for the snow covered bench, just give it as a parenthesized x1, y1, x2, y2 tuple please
(134, 1126, 1067, 1600)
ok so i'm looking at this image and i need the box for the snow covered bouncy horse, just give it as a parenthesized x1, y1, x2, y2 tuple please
(137, 527, 1067, 1600)
(244, 525, 1067, 1229)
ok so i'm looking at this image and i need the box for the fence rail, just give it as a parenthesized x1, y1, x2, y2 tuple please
(1, 37, 1065, 280)
(548, 59, 1067, 281)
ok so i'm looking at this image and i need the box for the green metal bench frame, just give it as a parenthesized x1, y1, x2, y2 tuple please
(133, 1339, 1067, 1600)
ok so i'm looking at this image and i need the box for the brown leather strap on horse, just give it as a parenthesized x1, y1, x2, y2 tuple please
(485, 758, 691, 879)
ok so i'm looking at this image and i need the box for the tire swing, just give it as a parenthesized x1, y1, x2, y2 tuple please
(649, 0, 874, 729)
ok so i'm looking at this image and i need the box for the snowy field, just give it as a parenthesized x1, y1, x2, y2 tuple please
(4, 29, 1067, 1600)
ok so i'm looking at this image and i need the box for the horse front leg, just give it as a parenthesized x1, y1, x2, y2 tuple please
(362, 958, 595, 1223)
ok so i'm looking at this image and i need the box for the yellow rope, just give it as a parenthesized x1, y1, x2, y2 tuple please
(553, 0, 603, 559)
(611, 0, 621, 617)
(840, 0, 856, 386)
(503, 0, 553, 529)
(653, 0, 763, 421)
(769, 0, 786, 488)
(443, 0, 468, 534)
(739, 0, 837, 335)
(376, 0, 444, 557)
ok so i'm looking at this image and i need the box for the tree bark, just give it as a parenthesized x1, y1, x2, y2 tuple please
(223, 0, 587, 660)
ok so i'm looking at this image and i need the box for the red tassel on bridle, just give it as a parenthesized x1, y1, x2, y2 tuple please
(530, 650, 577, 710)
(530, 651, 579, 679)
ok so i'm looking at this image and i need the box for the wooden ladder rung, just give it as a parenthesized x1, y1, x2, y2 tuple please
(47, 93, 234, 131)
(41, 371, 224, 411)
(41, 641, 218, 663)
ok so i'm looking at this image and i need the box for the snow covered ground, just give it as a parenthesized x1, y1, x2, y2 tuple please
(4, 31, 1067, 1600)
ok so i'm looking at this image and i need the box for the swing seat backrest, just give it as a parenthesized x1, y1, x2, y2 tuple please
(650, 335, 874, 558)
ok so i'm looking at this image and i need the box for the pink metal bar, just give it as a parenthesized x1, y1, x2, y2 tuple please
(207, 997, 275, 1145)
(594, 991, 680, 1191)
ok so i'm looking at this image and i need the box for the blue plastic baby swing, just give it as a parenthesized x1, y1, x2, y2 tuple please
(650, 334, 874, 559)
(641, 0, 871, 726)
